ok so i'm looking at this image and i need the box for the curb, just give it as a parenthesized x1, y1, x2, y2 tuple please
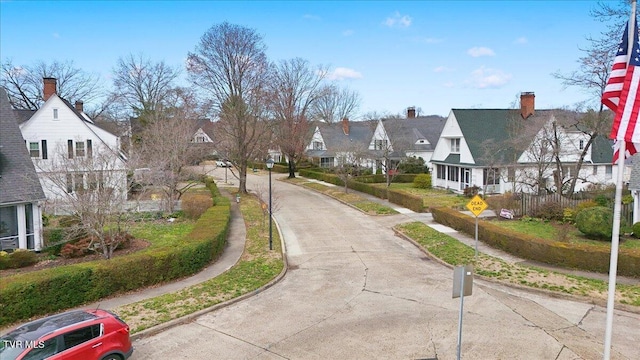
(131, 215, 289, 341)
(392, 227, 640, 315)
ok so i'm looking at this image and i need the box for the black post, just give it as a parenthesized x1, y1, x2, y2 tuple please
(268, 166, 273, 250)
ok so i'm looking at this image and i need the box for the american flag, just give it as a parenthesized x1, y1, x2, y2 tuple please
(602, 21, 630, 111)
(606, 19, 640, 161)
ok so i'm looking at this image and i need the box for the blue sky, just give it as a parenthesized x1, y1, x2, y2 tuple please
(1, 0, 615, 117)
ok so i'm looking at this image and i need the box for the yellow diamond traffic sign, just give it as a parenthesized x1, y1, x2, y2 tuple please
(466, 195, 488, 217)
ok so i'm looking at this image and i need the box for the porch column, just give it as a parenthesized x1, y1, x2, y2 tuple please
(634, 190, 639, 224)
(33, 203, 43, 251)
(16, 204, 26, 249)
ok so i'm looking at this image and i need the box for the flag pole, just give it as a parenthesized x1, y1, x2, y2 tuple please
(603, 3, 635, 359)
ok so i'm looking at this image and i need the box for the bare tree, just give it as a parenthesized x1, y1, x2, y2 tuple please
(111, 53, 181, 124)
(133, 89, 207, 212)
(268, 58, 327, 178)
(309, 84, 360, 123)
(1, 59, 102, 110)
(332, 138, 369, 193)
(38, 142, 130, 259)
(187, 22, 271, 193)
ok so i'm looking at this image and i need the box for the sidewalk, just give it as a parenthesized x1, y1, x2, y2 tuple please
(302, 178, 640, 287)
(80, 190, 246, 312)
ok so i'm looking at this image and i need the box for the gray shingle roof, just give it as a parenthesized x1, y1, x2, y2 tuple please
(0, 88, 46, 204)
(382, 116, 446, 154)
(316, 120, 375, 156)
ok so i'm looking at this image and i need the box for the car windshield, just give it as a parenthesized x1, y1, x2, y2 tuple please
(0, 335, 26, 360)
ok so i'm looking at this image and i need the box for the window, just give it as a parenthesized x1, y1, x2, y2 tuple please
(484, 168, 500, 185)
(320, 157, 334, 168)
(29, 142, 40, 158)
(313, 141, 323, 150)
(374, 139, 388, 150)
(66, 174, 73, 193)
(53, 108, 58, 119)
(22, 338, 58, 360)
(579, 139, 585, 150)
(450, 138, 460, 153)
(436, 164, 446, 180)
(593, 165, 598, 175)
(606, 165, 612, 178)
(448, 166, 459, 182)
(87, 139, 92, 158)
(68, 140, 74, 159)
(76, 142, 85, 157)
(74, 174, 84, 192)
(507, 167, 515, 182)
(195, 136, 206, 143)
(41, 140, 48, 159)
(62, 324, 101, 350)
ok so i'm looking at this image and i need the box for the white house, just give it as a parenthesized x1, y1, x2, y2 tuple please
(431, 92, 621, 194)
(0, 88, 46, 251)
(17, 78, 127, 204)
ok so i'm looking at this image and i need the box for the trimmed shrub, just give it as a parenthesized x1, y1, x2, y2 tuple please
(575, 206, 626, 240)
(632, 222, 640, 239)
(7, 249, 38, 268)
(532, 201, 564, 221)
(182, 193, 214, 220)
(413, 174, 432, 189)
(463, 186, 479, 198)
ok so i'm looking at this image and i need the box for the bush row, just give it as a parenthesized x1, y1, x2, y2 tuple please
(298, 169, 424, 212)
(0, 182, 231, 327)
(430, 207, 640, 277)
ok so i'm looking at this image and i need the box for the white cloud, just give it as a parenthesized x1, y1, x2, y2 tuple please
(467, 66, 512, 89)
(514, 37, 527, 44)
(326, 67, 363, 81)
(467, 47, 495, 57)
(384, 11, 412, 28)
(433, 66, 453, 73)
(342, 29, 355, 36)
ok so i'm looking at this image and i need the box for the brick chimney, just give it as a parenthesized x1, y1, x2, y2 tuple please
(43, 77, 57, 101)
(75, 101, 84, 113)
(407, 107, 416, 118)
(342, 117, 349, 135)
(520, 92, 535, 119)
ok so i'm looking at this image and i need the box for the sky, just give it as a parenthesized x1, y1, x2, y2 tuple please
(0, 0, 619, 118)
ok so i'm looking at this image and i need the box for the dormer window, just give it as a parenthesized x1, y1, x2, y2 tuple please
(450, 138, 460, 153)
(579, 139, 584, 150)
(313, 141, 323, 150)
(53, 108, 59, 120)
(374, 139, 388, 150)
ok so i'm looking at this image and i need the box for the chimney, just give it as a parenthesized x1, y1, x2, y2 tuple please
(407, 107, 416, 119)
(342, 117, 349, 135)
(75, 101, 84, 113)
(43, 77, 57, 101)
(520, 92, 535, 119)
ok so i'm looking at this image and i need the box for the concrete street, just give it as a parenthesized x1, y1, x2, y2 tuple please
(130, 168, 639, 360)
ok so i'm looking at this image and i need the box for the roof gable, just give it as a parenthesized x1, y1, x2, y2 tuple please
(0, 88, 45, 204)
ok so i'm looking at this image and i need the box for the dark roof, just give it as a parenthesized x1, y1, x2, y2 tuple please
(450, 109, 613, 166)
(12, 109, 35, 124)
(316, 120, 375, 155)
(0, 88, 46, 204)
(194, 118, 215, 139)
(382, 116, 446, 154)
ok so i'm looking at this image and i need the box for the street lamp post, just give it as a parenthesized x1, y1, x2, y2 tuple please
(266, 158, 275, 250)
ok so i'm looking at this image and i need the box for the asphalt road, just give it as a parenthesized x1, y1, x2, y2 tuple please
(130, 169, 639, 360)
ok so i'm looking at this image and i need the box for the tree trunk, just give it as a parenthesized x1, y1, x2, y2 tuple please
(238, 164, 248, 193)
(288, 159, 296, 178)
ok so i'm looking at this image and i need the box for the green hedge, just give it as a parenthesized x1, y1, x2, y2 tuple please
(430, 207, 640, 277)
(0, 182, 231, 327)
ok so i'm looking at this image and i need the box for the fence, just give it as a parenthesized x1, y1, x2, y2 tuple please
(514, 193, 634, 224)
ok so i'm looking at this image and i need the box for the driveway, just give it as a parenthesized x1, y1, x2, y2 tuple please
(131, 170, 638, 359)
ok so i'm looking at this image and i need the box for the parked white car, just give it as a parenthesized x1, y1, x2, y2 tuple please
(216, 160, 233, 168)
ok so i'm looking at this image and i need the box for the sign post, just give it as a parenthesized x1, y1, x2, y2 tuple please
(453, 265, 473, 360)
(465, 195, 488, 258)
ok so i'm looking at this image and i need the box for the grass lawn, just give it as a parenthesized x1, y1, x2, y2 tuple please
(395, 222, 640, 307)
(114, 194, 284, 333)
(377, 183, 469, 209)
(286, 178, 398, 215)
(486, 217, 640, 250)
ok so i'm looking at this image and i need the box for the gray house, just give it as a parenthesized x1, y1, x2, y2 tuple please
(0, 88, 46, 251)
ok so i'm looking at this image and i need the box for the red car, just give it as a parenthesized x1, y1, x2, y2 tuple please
(0, 309, 133, 360)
